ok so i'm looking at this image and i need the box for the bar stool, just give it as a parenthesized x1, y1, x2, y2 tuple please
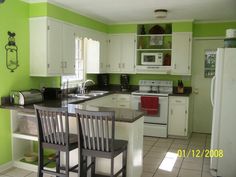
(34, 105, 78, 177)
(75, 109, 128, 177)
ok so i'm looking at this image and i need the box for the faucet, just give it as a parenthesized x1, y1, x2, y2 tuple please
(81, 79, 95, 94)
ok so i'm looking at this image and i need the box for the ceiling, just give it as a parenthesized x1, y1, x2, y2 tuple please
(45, 0, 236, 24)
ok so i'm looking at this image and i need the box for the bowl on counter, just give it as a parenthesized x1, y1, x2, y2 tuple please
(24, 152, 38, 163)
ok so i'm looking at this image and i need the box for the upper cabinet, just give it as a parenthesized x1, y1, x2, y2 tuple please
(136, 23, 172, 74)
(30, 17, 76, 76)
(86, 32, 107, 74)
(171, 32, 192, 75)
(107, 33, 136, 74)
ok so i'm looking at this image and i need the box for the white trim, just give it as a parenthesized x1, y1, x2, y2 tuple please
(194, 20, 236, 24)
(109, 19, 195, 25)
(0, 161, 13, 173)
(193, 36, 225, 40)
(21, 0, 48, 3)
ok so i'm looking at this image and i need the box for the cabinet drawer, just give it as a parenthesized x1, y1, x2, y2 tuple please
(169, 96, 188, 104)
(117, 102, 130, 108)
(117, 94, 131, 101)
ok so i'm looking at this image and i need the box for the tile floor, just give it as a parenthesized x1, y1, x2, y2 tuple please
(0, 133, 212, 177)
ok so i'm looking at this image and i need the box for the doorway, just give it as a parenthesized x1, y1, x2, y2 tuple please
(192, 38, 223, 133)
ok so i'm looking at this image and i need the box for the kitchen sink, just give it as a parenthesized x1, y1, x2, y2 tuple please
(88, 90, 109, 96)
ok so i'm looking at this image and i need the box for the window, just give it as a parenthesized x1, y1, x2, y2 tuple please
(61, 35, 100, 88)
(61, 37, 85, 88)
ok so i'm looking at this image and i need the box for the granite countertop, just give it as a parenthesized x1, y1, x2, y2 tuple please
(169, 87, 192, 97)
(0, 92, 144, 123)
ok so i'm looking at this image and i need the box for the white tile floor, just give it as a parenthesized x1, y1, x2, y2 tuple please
(0, 133, 212, 177)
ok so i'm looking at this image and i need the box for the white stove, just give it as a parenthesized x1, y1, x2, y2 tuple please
(131, 80, 173, 137)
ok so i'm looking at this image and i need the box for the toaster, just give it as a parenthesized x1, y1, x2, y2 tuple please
(11, 89, 43, 105)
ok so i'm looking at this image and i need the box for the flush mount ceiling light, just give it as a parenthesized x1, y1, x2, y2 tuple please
(154, 9, 168, 18)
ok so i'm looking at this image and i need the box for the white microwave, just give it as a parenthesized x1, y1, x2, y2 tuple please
(141, 52, 163, 65)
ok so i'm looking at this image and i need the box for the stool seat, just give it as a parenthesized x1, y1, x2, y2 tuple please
(75, 109, 128, 177)
(34, 105, 78, 177)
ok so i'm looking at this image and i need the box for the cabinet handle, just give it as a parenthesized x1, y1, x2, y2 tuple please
(171, 109, 173, 115)
(119, 104, 126, 107)
(175, 100, 182, 103)
(122, 63, 125, 68)
(118, 63, 121, 68)
(174, 64, 176, 69)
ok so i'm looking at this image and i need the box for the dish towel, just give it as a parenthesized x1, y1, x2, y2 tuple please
(141, 96, 159, 115)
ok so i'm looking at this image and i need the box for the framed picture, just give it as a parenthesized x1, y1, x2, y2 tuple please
(204, 50, 216, 78)
(149, 36, 163, 46)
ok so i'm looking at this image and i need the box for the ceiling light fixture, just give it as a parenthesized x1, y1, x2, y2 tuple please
(154, 9, 168, 18)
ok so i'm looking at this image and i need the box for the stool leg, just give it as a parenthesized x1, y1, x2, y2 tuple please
(56, 151, 60, 177)
(38, 145, 43, 177)
(65, 150, 69, 176)
(91, 157, 96, 176)
(122, 148, 127, 177)
(111, 157, 114, 177)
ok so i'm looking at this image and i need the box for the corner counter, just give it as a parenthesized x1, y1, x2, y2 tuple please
(1, 94, 144, 177)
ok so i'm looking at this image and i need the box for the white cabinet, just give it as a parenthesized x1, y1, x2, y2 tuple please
(168, 96, 189, 136)
(171, 32, 192, 75)
(86, 33, 107, 74)
(85, 94, 131, 109)
(107, 34, 136, 73)
(30, 17, 76, 76)
(116, 94, 131, 108)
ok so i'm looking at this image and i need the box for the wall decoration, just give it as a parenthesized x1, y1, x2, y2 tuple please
(149, 36, 163, 46)
(204, 50, 216, 78)
(5, 31, 19, 72)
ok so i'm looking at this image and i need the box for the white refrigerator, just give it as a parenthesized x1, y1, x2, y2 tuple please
(210, 48, 236, 177)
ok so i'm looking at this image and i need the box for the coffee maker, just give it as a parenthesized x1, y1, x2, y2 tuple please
(120, 74, 130, 92)
(97, 74, 109, 90)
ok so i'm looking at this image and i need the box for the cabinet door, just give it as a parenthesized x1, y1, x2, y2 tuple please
(168, 97, 188, 136)
(99, 34, 108, 73)
(107, 35, 121, 73)
(62, 24, 76, 75)
(47, 19, 63, 75)
(121, 34, 136, 73)
(171, 32, 192, 75)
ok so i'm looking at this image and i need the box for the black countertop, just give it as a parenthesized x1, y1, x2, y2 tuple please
(169, 87, 192, 97)
(0, 93, 144, 123)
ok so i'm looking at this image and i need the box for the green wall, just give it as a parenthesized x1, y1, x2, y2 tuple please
(194, 21, 236, 37)
(29, 3, 108, 33)
(0, 0, 59, 165)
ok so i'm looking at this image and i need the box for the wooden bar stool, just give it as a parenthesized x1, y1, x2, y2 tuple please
(34, 105, 78, 177)
(75, 109, 128, 177)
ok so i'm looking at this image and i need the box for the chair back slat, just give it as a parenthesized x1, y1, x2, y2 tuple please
(75, 109, 115, 152)
(95, 116, 100, 151)
(34, 105, 69, 146)
(90, 116, 96, 150)
(105, 116, 109, 152)
(80, 115, 87, 149)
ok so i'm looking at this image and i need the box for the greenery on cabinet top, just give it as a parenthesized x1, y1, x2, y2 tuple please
(137, 23, 172, 35)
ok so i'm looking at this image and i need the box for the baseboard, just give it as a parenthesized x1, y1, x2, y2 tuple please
(0, 161, 13, 173)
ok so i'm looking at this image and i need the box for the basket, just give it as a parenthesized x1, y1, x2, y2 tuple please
(18, 115, 38, 136)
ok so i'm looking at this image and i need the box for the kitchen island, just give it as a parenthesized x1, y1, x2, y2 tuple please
(1, 95, 144, 177)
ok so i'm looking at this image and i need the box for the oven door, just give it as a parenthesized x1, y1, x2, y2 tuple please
(131, 94, 169, 124)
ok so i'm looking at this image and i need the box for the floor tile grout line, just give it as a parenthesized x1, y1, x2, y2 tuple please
(201, 135, 208, 177)
(143, 137, 159, 158)
(176, 134, 192, 177)
(152, 138, 175, 177)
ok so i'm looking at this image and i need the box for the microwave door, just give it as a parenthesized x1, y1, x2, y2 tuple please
(144, 56, 155, 63)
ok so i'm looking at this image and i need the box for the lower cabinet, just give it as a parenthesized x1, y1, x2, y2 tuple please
(168, 96, 189, 136)
(85, 94, 131, 109)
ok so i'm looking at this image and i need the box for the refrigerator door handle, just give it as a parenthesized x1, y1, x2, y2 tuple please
(211, 76, 216, 106)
